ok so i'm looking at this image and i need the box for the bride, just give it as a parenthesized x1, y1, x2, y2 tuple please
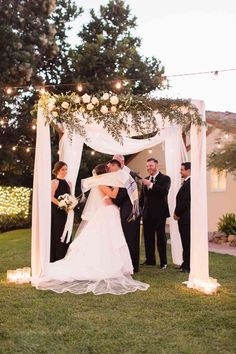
(36, 164, 149, 295)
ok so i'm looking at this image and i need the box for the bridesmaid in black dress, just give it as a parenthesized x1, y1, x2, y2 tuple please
(51, 161, 72, 262)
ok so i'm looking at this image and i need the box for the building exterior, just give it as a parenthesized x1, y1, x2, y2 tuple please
(127, 111, 236, 232)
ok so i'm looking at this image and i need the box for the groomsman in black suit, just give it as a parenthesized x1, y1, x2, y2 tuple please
(140, 158, 171, 269)
(174, 162, 191, 273)
(107, 158, 140, 273)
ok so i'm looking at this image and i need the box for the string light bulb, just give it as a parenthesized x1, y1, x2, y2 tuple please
(161, 76, 168, 87)
(12, 146, 16, 151)
(77, 84, 83, 92)
(0, 119, 4, 126)
(148, 149, 153, 154)
(225, 133, 229, 139)
(32, 124, 36, 130)
(26, 147, 30, 152)
(0, 144, 2, 149)
(91, 150, 95, 156)
(6, 87, 12, 94)
(115, 81, 122, 90)
(217, 142, 221, 149)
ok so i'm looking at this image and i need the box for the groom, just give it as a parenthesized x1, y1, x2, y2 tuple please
(107, 159, 140, 273)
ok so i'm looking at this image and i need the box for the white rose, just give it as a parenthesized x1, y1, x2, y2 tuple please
(91, 97, 99, 105)
(102, 93, 109, 100)
(100, 105, 108, 114)
(61, 101, 69, 109)
(79, 107, 85, 113)
(82, 93, 91, 103)
(74, 95, 81, 103)
(87, 103, 94, 110)
(110, 96, 119, 105)
(111, 106, 117, 113)
(52, 111, 58, 117)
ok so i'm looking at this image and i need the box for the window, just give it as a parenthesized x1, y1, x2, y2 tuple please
(210, 169, 226, 192)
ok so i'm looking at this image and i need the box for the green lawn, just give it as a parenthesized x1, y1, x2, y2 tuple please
(0, 229, 235, 354)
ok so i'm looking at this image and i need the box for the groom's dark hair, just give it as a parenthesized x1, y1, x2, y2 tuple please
(109, 159, 121, 168)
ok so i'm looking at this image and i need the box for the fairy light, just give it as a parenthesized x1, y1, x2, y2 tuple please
(217, 142, 221, 149)
(161, 76, 168, 87)
(12, 146, 16, 151)
(0, 186, 31, 218)
(91, 150, 95, 156)
(148, 149, 153, 154)
(57, 150, 60, 155)
(225, 133, 229, 139)
(0, 144, 2, 149)
(0, 67, 236, 94)
(26, 147, 30, 152)
(77, 84, 83, 92)
(115, 81, 122, 90)
(32, 124, 36, 130)
(6, 87, 12, 94)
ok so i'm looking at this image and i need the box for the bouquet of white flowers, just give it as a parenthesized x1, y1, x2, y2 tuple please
(58, 193, 78, 213)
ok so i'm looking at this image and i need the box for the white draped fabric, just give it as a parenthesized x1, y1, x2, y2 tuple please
(31, 108, 51, 281)
(185, 100, 220, 293)
(164, 126, 188, 265)
(31, 101, 220, 294)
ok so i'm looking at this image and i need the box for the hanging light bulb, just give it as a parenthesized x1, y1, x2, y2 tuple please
(91, 150, 95, 156)
(115, 81, 122, 90)
(32, 124, 36, 130)
(26, 147, 30, 152)
(217, 142, 221, 149)
(57, 150, 60, 155)
(148, 149, 153, 154)
(40, 87, 46, 94)
(0, 144, 2, 149)
(12, 146, 16, 151)
(161, 76, 168, 87)
(225, 133, 229, 139)
(6, 87, 12, 94)
(77, 84, 83, 92)
(0, 119, 4, 126)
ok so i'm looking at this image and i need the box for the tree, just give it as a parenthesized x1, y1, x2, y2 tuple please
(61, 0, 165, 94)
(0, 0, 82, 186)
(207, 114, 236, 175)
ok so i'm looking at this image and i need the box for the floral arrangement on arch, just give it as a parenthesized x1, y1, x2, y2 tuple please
(37, 91, 203, 141)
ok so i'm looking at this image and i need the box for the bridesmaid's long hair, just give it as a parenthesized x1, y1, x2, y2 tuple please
(52, 161, 67, 176)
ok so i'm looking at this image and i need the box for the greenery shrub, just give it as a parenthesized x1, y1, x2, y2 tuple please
(0, 212, 31, 232)
(218, 213, 236, 235)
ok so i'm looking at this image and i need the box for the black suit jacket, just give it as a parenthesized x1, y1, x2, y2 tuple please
(174, 178, 191, 225)
(113, 187, 133, 220)
(140, 172, 171, 220)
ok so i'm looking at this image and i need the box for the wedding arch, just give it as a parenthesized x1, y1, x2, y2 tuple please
(31, 92, 220, 295)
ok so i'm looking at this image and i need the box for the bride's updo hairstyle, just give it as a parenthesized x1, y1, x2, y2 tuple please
(52, 161, 67, 176)
(94, 164, 108, 175)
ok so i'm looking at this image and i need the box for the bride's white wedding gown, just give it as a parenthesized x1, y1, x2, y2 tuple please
(36, 187, 149, 295)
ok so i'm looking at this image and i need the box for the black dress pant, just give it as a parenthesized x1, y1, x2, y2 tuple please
(121, 217, 140, 272)
(143, 217, 167, 267)
(178, 222, 190, 271)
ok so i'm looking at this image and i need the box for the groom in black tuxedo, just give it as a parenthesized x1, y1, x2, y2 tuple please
(107, 159, 140, 273)
(140, 158, 171, 269)
(174, 162, 191, 273)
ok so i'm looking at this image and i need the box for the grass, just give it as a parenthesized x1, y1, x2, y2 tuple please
(0, 229, 236, 354)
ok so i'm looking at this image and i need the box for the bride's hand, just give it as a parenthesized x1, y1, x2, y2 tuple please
(104, 197, 113, 206)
